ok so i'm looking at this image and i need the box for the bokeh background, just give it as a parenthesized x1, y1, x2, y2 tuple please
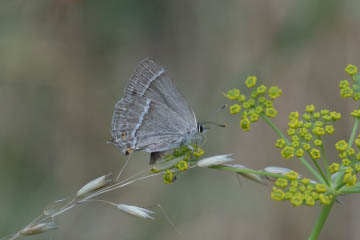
(1, 0, 360, 239)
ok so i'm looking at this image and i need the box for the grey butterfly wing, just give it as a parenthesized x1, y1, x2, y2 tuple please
(111, 96, 191, 154)
(124, 58, 197, 128)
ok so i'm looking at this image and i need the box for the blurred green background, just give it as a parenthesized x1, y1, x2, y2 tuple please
(1, 0, 360, 239)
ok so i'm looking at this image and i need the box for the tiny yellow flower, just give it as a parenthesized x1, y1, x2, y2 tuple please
(247, 99, 255, 107)
(320, 109, 329, 115)
(315, 184, 327, 193)
(312, 127, 325, 136)
(355, 138, 360, 148)
(285, 171, 299, 180)
(339, 80, 350, 89)
(340, 87, 353, 98)
(339, 151, 347, 159)
(303, 143, 311, 151)
(287, 128, 296, 136)
(245, 76, 257, 88)
(242, 102, 250, 109)
(301, 178, 310, 185)
(275, 139, 286, 148)
(249, 112, 259, 122)
(313, 112, 321, 119)
(291, 136, 299, 142)
(354, 163, 360, 171)
(295, 148, 304, 157)
(298, 128, 308, 137)
(335, 140, 348, 152)
(256, 84, 267, 94)
(289, 186, 297, 193)
(344, 173, 357, 186)
(328, 163, 340, 174)
(351, 109, 360, 118)
(163, 170, 175, 184)
(307, 185, 314, 192)
(284, 192, 293, 200)
(347, 147, 355, 156)
(229, 104, 241, 114)
(342, 159, 351, 166)
(288, 119, 299, 129)
(319, 194, 330, 205)
(264, 100, 273, 108)
(345, 167, 353, 174)
(251, 91, 258, 99)
(291, 180, 298, 187)
(330, 111, 341, 120)
(305, 195, 315, 206)
(265, 107, 277, 118)
(224, 88, 240, 100)
(312, 192, 319, 200)
(306, 104, 315, 113)
(313, 139, 322, 147)
(290, 193, 304, 207)
(289, 112, 299, 120)
(281, 146, 295, 159)
(303, 113, 312, 121)
(310, 148, 321, 160)
(255, 105, 264, 114)
(275, 178, 288, 188)
(322, 115, 332, 121)
(193, 148, 205, 158)
(325, 125, 335, 134)
(345, 64, 358, 75)
(304, 122, 312, 129)
(176, 160, 188, 171)
(271, 187, 285, 201)
(240, 118, 251, 131)
(238, 94, 246, 102)
(298, 185, 306, 192)
(353, 92, 360, 101)
(268, 86, 282, 99)
(314, 121, 323, 127)
(291, 141, 300, 148)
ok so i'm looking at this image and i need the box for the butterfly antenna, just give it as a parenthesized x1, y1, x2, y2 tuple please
(202, 121, 226, 128)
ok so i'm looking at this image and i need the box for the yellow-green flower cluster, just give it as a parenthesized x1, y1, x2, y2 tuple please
(224, 76, 282, 131)
(277, 105, 341, 160)
(150, 145, 205, 184)
(271, 171, 332, 206)
(340, 64, 360, 100)
(333, 136, 360, 186)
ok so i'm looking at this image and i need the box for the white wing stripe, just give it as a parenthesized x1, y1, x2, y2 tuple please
(131, 99, 151, 148)
(140, 69, 165, 96)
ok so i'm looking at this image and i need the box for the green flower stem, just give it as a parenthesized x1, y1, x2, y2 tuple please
(308, 200, 335, 240)
(261, 114, 326, 184)
(338, 187, 360, 194)
(311, 158, 329, 186)
(320, 145, 331, 184)
(211, 165, 284, 179)
(348, 117, 359, 148)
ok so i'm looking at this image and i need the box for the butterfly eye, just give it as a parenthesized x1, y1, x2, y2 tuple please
(199, 125, 204, 133)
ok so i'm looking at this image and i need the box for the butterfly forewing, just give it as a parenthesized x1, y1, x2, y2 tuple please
(124, 58, 197, 127)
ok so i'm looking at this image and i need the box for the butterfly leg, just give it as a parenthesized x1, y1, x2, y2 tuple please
(116, 154, 131, 182)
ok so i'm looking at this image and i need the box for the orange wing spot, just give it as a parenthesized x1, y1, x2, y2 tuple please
(125, 147, 133, 155)
(122, 131, 127, 139)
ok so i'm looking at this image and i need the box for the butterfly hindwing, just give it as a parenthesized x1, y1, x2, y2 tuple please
(111, 96, 190, 153)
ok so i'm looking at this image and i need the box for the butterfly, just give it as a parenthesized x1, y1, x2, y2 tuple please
(110, 58, 205, 164)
